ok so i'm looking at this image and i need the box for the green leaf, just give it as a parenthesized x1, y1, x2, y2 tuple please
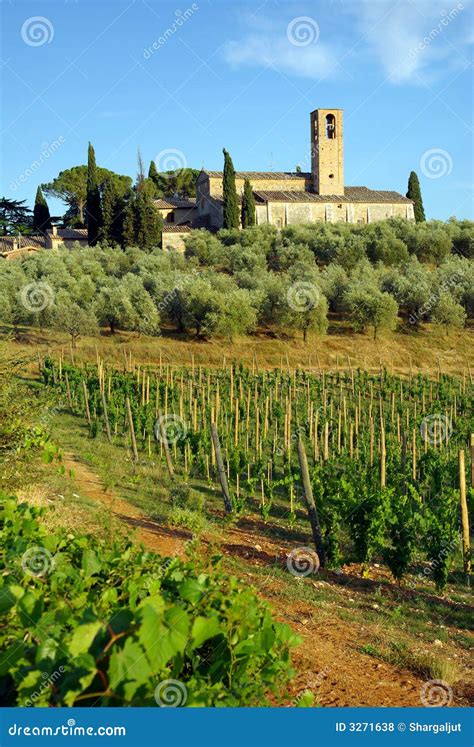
(191, 615, 221, 649)
(179, 579, 204, 604)
(0, 584, 24, 614)
(68, 621, 102, 657)
(82, 549, 102, 577)
(108, 639, 150, 690)
(18, 592, 44, 626)
(0, 641, 27, 676)
(0, 587, 17, 615)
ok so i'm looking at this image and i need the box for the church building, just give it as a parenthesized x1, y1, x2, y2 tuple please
(161, 108, 414, 251)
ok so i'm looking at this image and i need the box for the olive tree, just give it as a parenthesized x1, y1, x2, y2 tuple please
(346, 287, 399, 339)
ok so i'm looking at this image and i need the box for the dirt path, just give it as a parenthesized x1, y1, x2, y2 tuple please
(61, 450, 462, 708)
(62, 452, 190, 558)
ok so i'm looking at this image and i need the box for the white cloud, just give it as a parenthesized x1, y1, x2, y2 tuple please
(352, 0, 472, 83)
(223, 34, 336, 79)
(222, 1, 472, 85)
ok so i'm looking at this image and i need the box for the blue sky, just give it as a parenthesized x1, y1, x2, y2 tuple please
(1, 0, 473, 220)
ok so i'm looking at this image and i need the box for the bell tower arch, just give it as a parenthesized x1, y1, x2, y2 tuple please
(310, 108, 344, 195)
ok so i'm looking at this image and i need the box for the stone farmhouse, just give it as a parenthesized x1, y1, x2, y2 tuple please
(0, 227, 88, 260)
(161, 108, 414, 251)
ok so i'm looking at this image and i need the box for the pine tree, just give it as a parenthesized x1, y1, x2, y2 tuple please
(32, 186, 51, 233)
(406, 171, 425, 222)
(86, 142, 102, 245)
(222, 148, 239, 229)
(241, 178, 256, 228)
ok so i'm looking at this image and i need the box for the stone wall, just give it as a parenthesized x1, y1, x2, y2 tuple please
(208, 175, 311, 197)
(256, 201, 414, 227)
(162, 233, 187, 252)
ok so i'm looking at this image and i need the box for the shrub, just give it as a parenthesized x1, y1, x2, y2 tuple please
(0, 494, 299, 706)
(169, 483, 205, 512)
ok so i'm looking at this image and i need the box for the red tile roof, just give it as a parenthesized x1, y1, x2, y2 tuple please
(154, 197, 197, 209)
(162, 225, 193, 233)
(253, 187, 412, 204)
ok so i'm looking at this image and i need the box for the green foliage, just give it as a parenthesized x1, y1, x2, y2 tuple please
(241, 178, 256, 228)
(43, 166, 132, 226)
(0, 197, 32, 236)
(384, 486, 424, 581)
(130, 190, 163, 252)
(169, 483, 205, 512)
(42, 357, 472, 592)
(0, 494, 298, 706)
(222, 149, 239, 229)
(430, 294, 466, 334)
(406, 171, 425, 223)
(86, 143, 102, 246)
(149, 166, 200, 199)
(32, 187, 51, 234)
(346, 286, 399, 339)
(98, 177, 123, 245)
(52, 297, 98, 347)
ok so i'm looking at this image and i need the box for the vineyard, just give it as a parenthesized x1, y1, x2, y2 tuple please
(40, 353, 473, 592)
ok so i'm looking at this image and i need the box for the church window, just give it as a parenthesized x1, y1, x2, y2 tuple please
(326, 114, 336, 139)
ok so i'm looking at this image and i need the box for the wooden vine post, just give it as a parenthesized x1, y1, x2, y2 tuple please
(125, 396, 139, 462)
(297, 438, 326, 567)
(380, 425, 386, 489)
(101, 389, 112, 444)
(459, 449, 471, 577)
(157, 410, 175, 478)
(210, 422, 233, 514)
(82, 380, 91, 425)
(471, 434, 474, 489)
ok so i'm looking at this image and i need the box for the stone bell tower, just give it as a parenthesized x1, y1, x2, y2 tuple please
(311, 108, 344, 195)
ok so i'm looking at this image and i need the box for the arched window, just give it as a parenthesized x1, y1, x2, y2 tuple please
(326, 113, 336, 139)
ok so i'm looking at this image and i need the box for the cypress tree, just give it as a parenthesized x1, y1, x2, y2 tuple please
(121, 193, 136, 248)
(148, 160, 159, 183)
(406, 171, 425, 222)
(99, 177, 122, 245)
(86, 142, 102, 245)
(135, 190, 163, 251)
(32, 186, 51, 233)
(241, 178, 256, 228)
(222, 148, 239, 229)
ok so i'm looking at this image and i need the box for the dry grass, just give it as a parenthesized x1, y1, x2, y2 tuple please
(16, 483, 117, 537)
(4, 322, 473, 377)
